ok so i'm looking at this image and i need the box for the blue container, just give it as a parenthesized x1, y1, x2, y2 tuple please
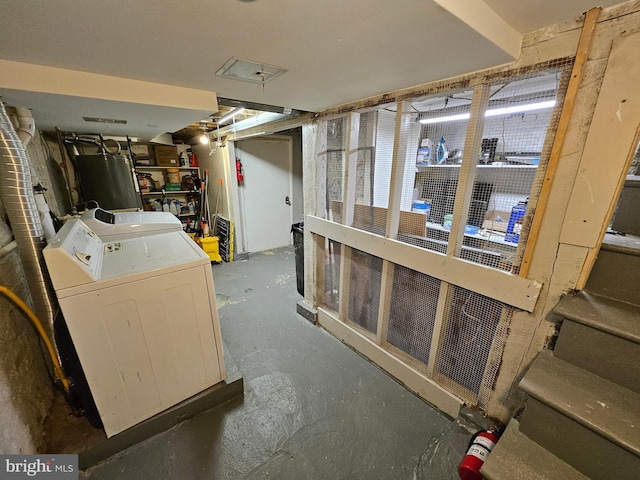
(412, 200, 431, 219)
(505, 203, 527, 243)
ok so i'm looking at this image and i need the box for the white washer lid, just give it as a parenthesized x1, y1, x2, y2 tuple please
(100, 230, 207, 280)
(81, 208, 182, 240)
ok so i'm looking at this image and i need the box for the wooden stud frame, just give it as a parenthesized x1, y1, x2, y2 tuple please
(307, 216, 541, 312)
(427, 83, 491, 376)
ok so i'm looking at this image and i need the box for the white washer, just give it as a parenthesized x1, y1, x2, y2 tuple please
(44, 219, 226, 437)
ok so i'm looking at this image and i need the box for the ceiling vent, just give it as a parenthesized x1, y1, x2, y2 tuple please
(83, 117, 127, 125)
(216, 57, 286, 84)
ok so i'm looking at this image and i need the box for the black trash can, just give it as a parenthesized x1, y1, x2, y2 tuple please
(291, 222, 304, 296)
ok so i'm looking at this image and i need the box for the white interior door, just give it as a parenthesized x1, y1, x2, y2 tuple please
(236, 137, 292, 252)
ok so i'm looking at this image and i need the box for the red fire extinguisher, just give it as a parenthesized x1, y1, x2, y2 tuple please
(236, 158, 244, 182)
(458, 427, 501, 480)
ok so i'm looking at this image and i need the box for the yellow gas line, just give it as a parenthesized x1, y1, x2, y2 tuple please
(0, 286, 71, 392)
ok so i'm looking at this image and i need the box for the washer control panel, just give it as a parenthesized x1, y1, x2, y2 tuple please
(43, 219, 104, 290)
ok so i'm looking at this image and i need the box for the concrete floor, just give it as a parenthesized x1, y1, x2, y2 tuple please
(80, 246, 475, 479)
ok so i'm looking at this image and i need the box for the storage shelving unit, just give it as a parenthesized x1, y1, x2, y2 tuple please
(135, 164, 202, 219)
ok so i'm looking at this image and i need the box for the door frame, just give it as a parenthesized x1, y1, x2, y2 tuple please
(234, 135, 294, 253)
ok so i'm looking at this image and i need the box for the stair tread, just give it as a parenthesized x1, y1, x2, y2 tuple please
(601, 233, 640, 256)
(481, 419, 589, 480)
(555, 291, 640, 344)
(519, 350, 640, 457)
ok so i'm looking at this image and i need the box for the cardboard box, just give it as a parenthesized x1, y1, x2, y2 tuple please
(482, 210, 511, 233)
(130, 144, 152, 165)
(131, 144, 151, 157)
(153, 145, 179, 167)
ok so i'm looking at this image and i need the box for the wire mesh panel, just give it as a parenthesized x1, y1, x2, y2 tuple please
(476, 303, 515, 409)
(399, 90, 474, 251)
(312, 62, 574, 416)
(326, 117, 346, 222)
(347, 108, 396, 236)
(436, 286, 511, 402)
(320, 238, 341, 312)
(355, 111, 377, 205)
(350, 110, 389, 235)
(458, 69, 566, 271)
(347, 248, 382, 335)
(384, 265, 440, 370)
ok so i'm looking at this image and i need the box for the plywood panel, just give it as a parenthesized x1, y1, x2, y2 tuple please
(331, 201, 427, 237)
(560, 31, 640, 247)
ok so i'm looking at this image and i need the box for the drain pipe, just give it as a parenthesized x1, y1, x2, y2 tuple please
(8, 107, 57, 242)
(0, 103, 60, 358)
(10, 107, 36, 148)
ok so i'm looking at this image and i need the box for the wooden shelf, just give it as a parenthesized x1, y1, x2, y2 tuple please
(135, 166, 198, 170)
(141, 190, 196, 196)
(416, 163, 538, 170)
(426, 221, 516, 247)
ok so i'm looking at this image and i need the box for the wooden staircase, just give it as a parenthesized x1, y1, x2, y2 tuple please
(481, 239, 640, 479)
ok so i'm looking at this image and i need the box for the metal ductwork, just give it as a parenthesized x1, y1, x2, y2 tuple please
(0, 103, 59, 356)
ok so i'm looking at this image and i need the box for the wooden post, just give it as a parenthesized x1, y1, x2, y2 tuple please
(338, 113, 360, 322)
(386, 101, 412, 238)
(446, 83, 490, 257)
(303, 122, 319, 305)
(343, 113, 361, 228)
(376, 102, 413, 344)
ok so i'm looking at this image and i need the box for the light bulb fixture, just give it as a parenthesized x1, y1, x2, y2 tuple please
(216, 107, 246, 126)
(197, 121, 210, 145)
(419, 100, 556, 125)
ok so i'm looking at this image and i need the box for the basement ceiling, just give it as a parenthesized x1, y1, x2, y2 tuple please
(0, 0, 624, 141)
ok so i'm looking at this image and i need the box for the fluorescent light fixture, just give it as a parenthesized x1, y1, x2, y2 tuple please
(419, 100, 556, 124)
(217, 107, 245, 125)
(485, 100, 556, 117)
(420, 113, 470, 125)
(83, 116, 127, 125)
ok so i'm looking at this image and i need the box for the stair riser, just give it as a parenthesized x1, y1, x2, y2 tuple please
(481, 419, 589, 480)
(555, 320, 640, 393)
(520, 398, 640, 480)
(585, 249, 640, 305)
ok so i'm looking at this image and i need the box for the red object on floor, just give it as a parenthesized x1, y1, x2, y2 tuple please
(458, 428, 501, 480)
